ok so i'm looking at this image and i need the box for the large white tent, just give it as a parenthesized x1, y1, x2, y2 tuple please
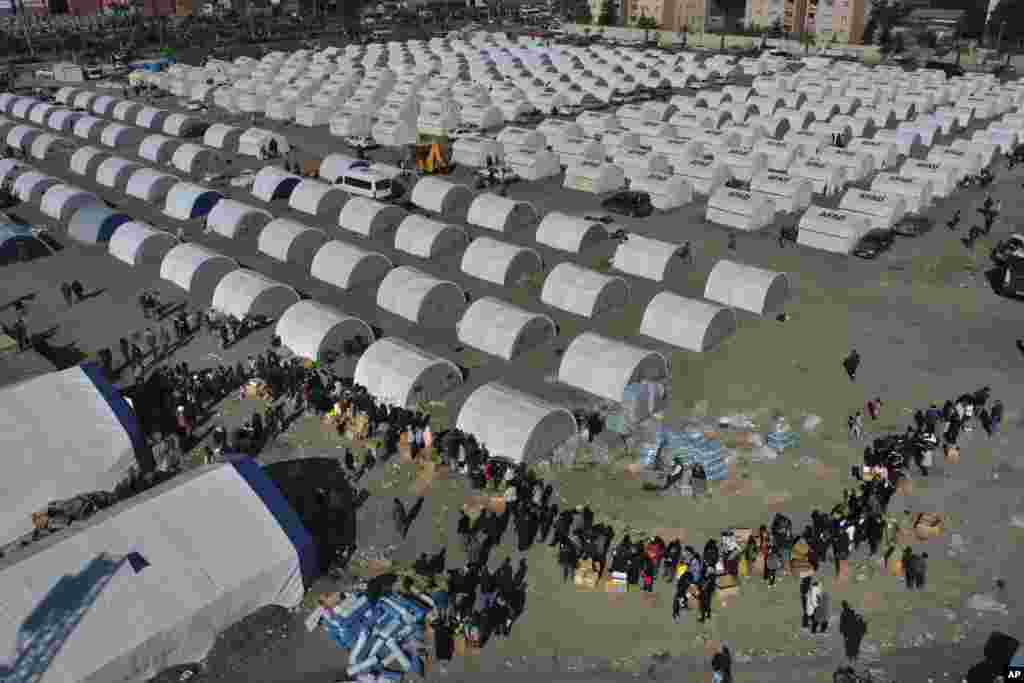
(12, 172, 59, 203)
(629, 173, 694, 211)
(288, 180, 348, 218)
(612, 234, 690, 283)
(749, 171, 813, 213)
(108, 221, 178, 266)
(205, 199, 273, 239)
(456, 297, 556, 361)
(0, 364, 150, 546)
(534, 213, 607, 253)
(0, 461, 316, 683)
(870, 174, 933, 214)
(256, 218, 327, 269)
(788, 157, 846, 195)
(557, 332, 668, 404)
(393, 215, 469, 259)
(310, 241, 393, 291)
(410, 177, 475, 220)
(95, 157, 142, 190)
(275, 300, 374, 362)
(40, 185, 101, 223)
(203, 123, 243, 151)
(99, 123, 145, 150)
(339, 197, 407, 238)
(899, 160, 957, 198)
(703, 259, 789, 316)
(460, 237, 543, 287)
(126, 168, 180, 203)
(540, 262, 629, 318)
(237, 127, 291, 159)
(563, 161, 625, 194)
(159, 242, 238, 303)
(138, 134, 182, 165)
(467, 194, 539, 234)
(376, 266, 467, 328)
(455, 382, 576, 465)
(211, 269, 300, 319)
(796, 206, 872, 255)
(163, 183, 223, 221)
(674, 157, 732, 196)
(838, 189, 906, 230)
(171, 143, 223, 177)
(251, 166, 303, 202)
(640, 292, 737, 352)
(705, 188, 775, 231)
(353, 337, 463, 407)
(69, 146, 109, 177)
(452, 136, 505, 168)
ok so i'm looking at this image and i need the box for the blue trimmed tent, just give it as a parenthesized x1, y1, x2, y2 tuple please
(66, 206, 132, 244)
(0, 223, 52, 265)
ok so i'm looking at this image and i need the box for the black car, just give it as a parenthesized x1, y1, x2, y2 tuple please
(601, 191, 654, 218)
(853, 229, 895, 260)
(891, 216, 933, 238)
(924, 61, 965, 78)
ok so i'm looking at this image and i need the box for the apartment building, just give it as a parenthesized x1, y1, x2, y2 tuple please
(830, 0, 867, 43)
(746, 0, 806, 33)
(623, 0, 719, 31)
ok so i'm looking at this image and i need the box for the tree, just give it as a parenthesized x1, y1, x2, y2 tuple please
(597, 0, 615, 26)
(801, 31, 816, 53)
(636, 15, 658, 41)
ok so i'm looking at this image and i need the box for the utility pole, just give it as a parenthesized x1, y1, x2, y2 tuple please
(996, 19, 1006, 57)
(17, 0, 36, 59)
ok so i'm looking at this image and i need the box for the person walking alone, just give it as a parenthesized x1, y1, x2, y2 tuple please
(843, 350, 861, 381)
(60, 282, 74, 308)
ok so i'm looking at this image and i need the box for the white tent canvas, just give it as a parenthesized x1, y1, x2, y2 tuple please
(557, 332, 667, 404)
(838, 189, 906, 230)
(870, 174, 933, 214)
(797, 206, 872, 255)
(353, 337, 463, 407)
(750, 171, 813, 213)
(640, 292, 736, 352)
(705, 188, 775, 232)
(703, 259, 790, 316)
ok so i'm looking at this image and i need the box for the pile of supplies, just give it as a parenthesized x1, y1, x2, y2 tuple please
(657, 428, 729, 481)
(766, 418, 800, 453)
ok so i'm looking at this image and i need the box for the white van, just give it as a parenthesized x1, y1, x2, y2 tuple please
(339, 168, 393, 200)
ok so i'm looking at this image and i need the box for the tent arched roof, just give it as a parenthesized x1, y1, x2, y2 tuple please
(0, 461, 312, 682)
(535, 212, 607, 253)
(159, 243, 238, 303)
(354, 337, 463, 407)
(95, 157, 142, 190)
(466, 194, 538, 233)
(91, 93, 118, 116)
(256, 218, 327, 268)
(275, 300, 374, 362)
(171, 143, 222, 176)
(640, 292, 736, 352)
(456, 296, 556, 361)
(612, 234, 687, 283)
(126, 168, 180, 202)
(164, 183, 223, 221)
(69, 145, 109, 177)
(6, 124, 41, 151)
(136, 106, 169, 130)
(211, 269, 300, 319)
(46, 109, 82, 133)
(288, 179, 348, 218)
(108, 221, 178, 266)
(163, 112, 205, 137)
(72, 115, 105, 140)
(203, 123, 243, 151)
(29, 133, 69, 161)
(703, 259, 790, 316)
(252, 166, 302, 202)
(310, 241, 392, 291)
(40, 184, 102, 223)
(394, 215, 468, 258)
(460, 236, 543, 287)
(100, 123, 144, 149)
(12, 171, 59, 203)
(339, 197, 407, 238)
(456, 382, 576, 465)
(557, 332, 668, 403)
(540, 262, 629, 318)
(206, 199, 273, 239)
(0, 158, 30, 186)
(111, 100, 142, 123)
(376, 265, 466, 328)
(67, 205, 131, 244)
(139, 134, 182, 164)
(410, 177, 475, 219)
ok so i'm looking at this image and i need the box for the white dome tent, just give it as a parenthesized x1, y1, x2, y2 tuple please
(40, 185, 101, 223)
(847, 139, 899, 171)
(899, 160, 957, 198)
(310, 241, 393, 291)
(506, 149, 562, 181)
(705, 188, 775, 231)
(629, 173, 694, 211)
(816, 148, 875, 182)
(870, 174, 933, 214)
(100, 123, 145, 149)
(557, 332, 668, 404)
(126, 168, 180, 202)
(205, 199, 274, 239)
(330, 112, 375, 138)
(256, 218, 327, 269)
(139, 134, 183, 164)
(339, 197, 407, 238)
(452, 136, 505, 168)
(46, 109, 84, 133)
(275, 300, 374, 362)
(136, 106, 169, 131)
(675, 158, 732, 195)
(288, 179, 348, 218)
(319, 153, 368, 184)
(353, 337, 463, 407)
(788, 157, 846, 195)
(203, 123, 243, 151)
(252, 166, 303, 202)
(460, 237, 543, 287)
(159, 243, 238, 303)
(410, 177, 475, 220)
(28, 133, 70, 162)
(163, 113, 206, 138)
(612, 234, 690, 283)
(540, 262, 629, 318)
(796, 207, 872, 255)
(550, 136, 606, 167)
(455, 382, 576, 465)
(613, 148, 671, 180)
(456, 298, 556, 361)
(563, 161, 625, 194)
(111, 100, 142, 123)
(467, 194, 539, 234)
(171, 143, 223, 177)
(96, 157, 143, 190)
(163, 182, 224, 221)
(372, 119, 417, 147)
(749, 171, 813, 213)
(460, 104, 504, 130)
(497, 126, 546, 154)
(535, 213, 607, 253)
(393, 215, 469, 259)
(211, 269, 300, 319)
(13, 171, 59, 203)
(0, 158, 29, 186)
(69, 146, 109, 177)
(376, 266, 467, 329)
(640, 292, 737, 352)
(838, 189, 906, 230)
(717, 148, 767, 182)
(703, 259, 789, 316)
(108, 221, 178, 266)
(6, 124, 41, 151)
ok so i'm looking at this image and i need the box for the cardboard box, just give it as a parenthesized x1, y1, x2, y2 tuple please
(574, 566, 600, 589)
(717, 574, 738, 590)
(914, 513, 944, 540)
(944, 445, 960, 464)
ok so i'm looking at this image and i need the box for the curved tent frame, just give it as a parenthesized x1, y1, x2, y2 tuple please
(612, 234, 688, 283)
(557, 332, 668, 403)
(410, 177, 474, 220)
(139, 134, 183, 165)
(353, 337, 464, 407)
(338, 197, 407, 238)
(136, 107, 169, 131)
(534, 212, 607, 253)
(203, 123, 243, 151)
(72, 115, 105, 141)
(6, 124, 41, 151)
(67, 205, 132, 244)
(640, 292, 736, 352)
(460, 237, 543, 287)
(111, 100, 143, 123)
(100, 123, 144, 149)
(126, 168, 180, 202)
(46, 109, 83, 133)
(164, 183, 224, 221)
(275, 300, 374, 362)
(160, 243, 238, 302)
(211, 269, 300, 319)
(376, 266, 467, 328)
(257, 218, 327, 268)
(456, 297, 556, 361)
(703, 259, 790, 316)
(69, 146, 109, 177)
(540, 262, 629, 318)
(108, 221, 178, 266)
(96, 157, 143, 190)
(466, 194, 539, 233)
(40, 184, 101, 223)
(12, 172, 59, 203)
(205, 199, 273, 239)
(288, 179, 347, 218)
(251, 166, 302, 202)
(171, 143, 223, 177)
(310, 241, 393, 291)
(393, 215, 468, 258)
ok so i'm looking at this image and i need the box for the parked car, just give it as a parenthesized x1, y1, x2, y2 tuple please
(601, 190, 654, 218)
(345, 136, 379, 150)
(891, 215, 933, 238)
(925, 61, 964, 78)
(996, 255, 1024, 297)
(853, 229, 895, 260)
(991, 233, 1024, 264)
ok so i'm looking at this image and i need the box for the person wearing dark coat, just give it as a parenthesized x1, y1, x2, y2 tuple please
(843, 350, 861, 381)
(344, 449, 355, 471)
(392, 498, 407, 536)
(496, 556, 515, 594)
(457, 512, 473, 551)
(401, 496, 424, 539)
(558, 539, 579, 583)
(537, 503, 558, 543)
(516, 513, 534, 552)
(540, 483, 554, 507)
(514, 558, 528, 587)
(581, 505, 594, 535)
(839, 601, 867, 664)
(914, 552, 928, 590)
(697, 571, 716, 623)
(433, 615, 455, 662)
(550, 509, 574, 547)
